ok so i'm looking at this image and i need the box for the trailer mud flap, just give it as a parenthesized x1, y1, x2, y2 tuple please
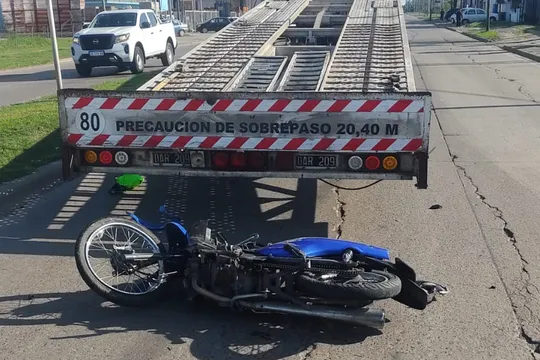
(415, 151, 428, 189)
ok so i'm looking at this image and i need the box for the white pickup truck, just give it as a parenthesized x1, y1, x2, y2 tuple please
(72, 9, 177, 77)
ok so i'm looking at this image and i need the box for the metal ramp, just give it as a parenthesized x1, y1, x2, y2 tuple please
(321, 0, 410, 92)
(160, 0, 310, 92)
(229, 56, 288, 91)
(276, 51, 330, 91)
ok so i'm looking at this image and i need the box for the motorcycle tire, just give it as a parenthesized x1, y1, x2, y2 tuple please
(296, 270, 402, 300)
(74, 216, 170, 307)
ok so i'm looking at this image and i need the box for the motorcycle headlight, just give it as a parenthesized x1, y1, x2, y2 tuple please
(72, 36, 79, 44)
(115, 33, 130, 43)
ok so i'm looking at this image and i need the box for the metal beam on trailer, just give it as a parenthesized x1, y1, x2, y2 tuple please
(320, 0, 411, 92)
(283, 28, 342, 37)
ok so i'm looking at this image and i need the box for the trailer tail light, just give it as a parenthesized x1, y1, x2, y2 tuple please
(365, 156, 380, 170)
(213, 152, 229, 169)
(99, 151, 113, 165)
(84, 150, 98, 164)
(230, 152, 246, 168)
(347, 156, 363, 170)
(81, 149, 131, 167)
(114, 151, 129, 165)
(190, 151, 205, 168)
(274, 152, 294, 171)
(248, 152, 265, 170)
(382, 156, 398, 170)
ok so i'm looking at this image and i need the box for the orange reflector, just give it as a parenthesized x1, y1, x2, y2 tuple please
(84, 150, 97, 164)
(213, 152, 229, 169)
(383, 156, 398, 170)
(365, 156, 380, 170)
(99, 151, 113, 165)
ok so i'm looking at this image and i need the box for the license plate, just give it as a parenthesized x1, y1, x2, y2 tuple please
(294, 154, 338, 169)
(152, 152, 191, 166)
(89, 50, 104, 57)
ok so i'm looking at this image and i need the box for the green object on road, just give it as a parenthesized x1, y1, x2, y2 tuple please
(109, 174, 145, 194)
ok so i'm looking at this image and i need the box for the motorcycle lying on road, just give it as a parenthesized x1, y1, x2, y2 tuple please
(74, 206, 447, 330)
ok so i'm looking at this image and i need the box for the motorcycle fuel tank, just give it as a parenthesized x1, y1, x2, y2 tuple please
(255, 237, 390, 260)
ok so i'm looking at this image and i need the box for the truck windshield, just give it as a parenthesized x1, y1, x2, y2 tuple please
(90, 13, 137, 28)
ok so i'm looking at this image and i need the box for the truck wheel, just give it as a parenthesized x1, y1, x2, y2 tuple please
(160, 41, 174, 66)
(130, 46, 145, 74)
(75, 64, 92, 77)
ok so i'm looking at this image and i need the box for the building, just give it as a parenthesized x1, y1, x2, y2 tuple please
(0, 0, 84, 33)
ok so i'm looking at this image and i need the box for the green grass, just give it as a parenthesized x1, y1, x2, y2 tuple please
(464, 21, 540, 41)
(0, 71, 159, 183)
(475, 30, 500, 41)
(0, 35, 73, 70)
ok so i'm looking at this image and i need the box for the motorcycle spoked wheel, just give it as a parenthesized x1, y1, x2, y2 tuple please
(74, 216, 170, 307)
(296, 270, 402, 301)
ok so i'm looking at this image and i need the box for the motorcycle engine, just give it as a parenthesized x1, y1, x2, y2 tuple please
(197, 256, 257, 298)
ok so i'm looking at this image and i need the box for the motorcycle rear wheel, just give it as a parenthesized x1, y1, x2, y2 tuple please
(296, 270, 402, 300)
(74, 216, 170, 307)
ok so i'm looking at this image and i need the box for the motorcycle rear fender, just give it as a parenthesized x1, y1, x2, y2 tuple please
(391, 258, 429, 310)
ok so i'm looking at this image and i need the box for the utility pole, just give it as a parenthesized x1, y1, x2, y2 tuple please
(485, 0, 491, 31)
(102, 0, 106, 11)
(429, 0, 432, 19)
(46, 0, 63, 90)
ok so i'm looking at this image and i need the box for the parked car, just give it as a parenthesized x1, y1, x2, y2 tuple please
(196, 17, 236, 33)
(450, 8, 498, 25)
(72, 9, 177, 77)
(172, 19, 189, 36)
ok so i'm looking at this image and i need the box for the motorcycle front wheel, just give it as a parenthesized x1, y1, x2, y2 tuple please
(74, 216, 170, 307)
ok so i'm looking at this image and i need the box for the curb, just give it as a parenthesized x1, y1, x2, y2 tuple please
(432, 21, 491, 42)
(0, 161, 63, 217)
(502, 45, 540, 62)
(432, 20, 540, 63)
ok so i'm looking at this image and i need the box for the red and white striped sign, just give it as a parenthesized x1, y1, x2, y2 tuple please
(67, 134, 423, 152)
(66, 97, 425, 113)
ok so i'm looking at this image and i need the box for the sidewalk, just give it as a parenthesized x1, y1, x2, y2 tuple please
(430, 19, 540, 62)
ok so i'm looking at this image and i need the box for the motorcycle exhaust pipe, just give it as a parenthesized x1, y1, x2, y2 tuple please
(237, 300, 385, 330)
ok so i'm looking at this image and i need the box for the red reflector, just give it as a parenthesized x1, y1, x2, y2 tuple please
(99, 151, 113, 165)
(275, 152, 294, 171)
(248, 152, 265, 169)
(365, 156, 380, 170)
(213, 152, 229, 169)
(230, 152, 246, 168)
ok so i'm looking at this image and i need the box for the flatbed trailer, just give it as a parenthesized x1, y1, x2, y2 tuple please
(58, 0, 432, 188)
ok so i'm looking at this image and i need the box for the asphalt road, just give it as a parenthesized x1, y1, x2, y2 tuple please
(1, 18, 539, 360)
(0, 33, 211, 107)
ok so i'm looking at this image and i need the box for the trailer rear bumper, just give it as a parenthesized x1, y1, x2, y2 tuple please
(62, 146, 429, 188)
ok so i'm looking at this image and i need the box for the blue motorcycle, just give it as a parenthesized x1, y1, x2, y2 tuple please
(74, 206, 447, 330)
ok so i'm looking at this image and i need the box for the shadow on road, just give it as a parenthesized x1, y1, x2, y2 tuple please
(0, 174, 329, 256)
(0, 291, 379, 359)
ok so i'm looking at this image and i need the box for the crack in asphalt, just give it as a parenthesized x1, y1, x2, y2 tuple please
(410, 32, 540, 356)
(332, 187, 346, 239)
(451, 157, 540, 355)
(465, 53, 538, 103)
